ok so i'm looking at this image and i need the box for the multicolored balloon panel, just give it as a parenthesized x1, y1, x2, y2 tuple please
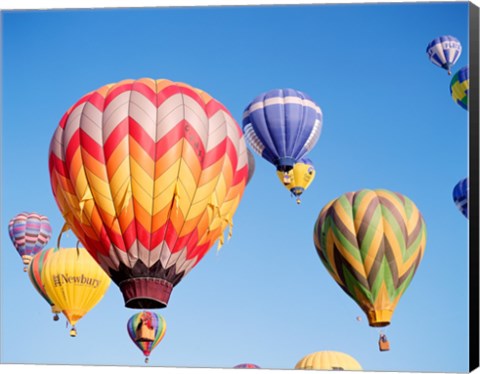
(48, 78, 249, 309)
(426, 35, 462, 74)
(295, 351, 362, 370)
(27, 248, 62, 320)
(8, 212, 52, 270)
(234, 363, 261, 369)
(313, 189, 427, 327)
(243, 88, 322, 172)
(127, 311, 166, 363)
(453, 177, 468, 218)
(450, 66, 469, 110)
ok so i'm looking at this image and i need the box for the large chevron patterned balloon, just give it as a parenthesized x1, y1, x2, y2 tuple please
(313, 189, 427, 327)
(48, 78, 249, 309)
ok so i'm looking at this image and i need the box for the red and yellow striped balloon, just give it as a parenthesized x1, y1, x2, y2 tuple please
(48, 78, 249, 309)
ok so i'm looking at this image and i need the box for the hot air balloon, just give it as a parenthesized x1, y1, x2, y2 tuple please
(8, 212, 52, 271)
(127, 311, 166, 364)
(27, 248, 62, 321)
(453, 177, 468, 218)
(41, 246, 111, 336)
(294, 351, 362, 371)
(426, 35, 462, 75)
(450, 66, 468, 110)
(276, 158, 315, 204)
(243, 88, 322, 183)
(234, 363, 261, 369)
(313, 189, 427, 327)
(48, 78, 249, 309)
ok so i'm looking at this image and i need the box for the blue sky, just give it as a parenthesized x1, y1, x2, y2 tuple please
(0, 1, 473, 373)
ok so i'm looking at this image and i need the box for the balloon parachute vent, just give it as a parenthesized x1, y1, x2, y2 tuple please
(70, 328, 77, 337)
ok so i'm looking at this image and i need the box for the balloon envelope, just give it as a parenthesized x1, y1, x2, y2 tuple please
(243, 88, 322, 172)
(426, 35, 462, 74)
(27, 248, 62, 319)
(450, 66, 469, 110)
(127, 311, 166, 362)
(8, 212, 52, 270)
(234, 363, 261, 369)
(313, 189, 427, 327)
(41, 247, 111, 334)
(453, 177, 468, 218)
(295, 351, 362, 370)
(48, 78, 249, 309)
(276, 158, 315, 203)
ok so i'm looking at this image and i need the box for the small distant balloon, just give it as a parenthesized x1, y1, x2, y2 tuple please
(8, 212, 52, 271)
(453, 177, 468, 218)
(277, 158, 315, 204)
(127, 311, 167, 364)
(234, 363, 261, 369)
(426, 35, 462, 75)
(450, 66, 469, 110)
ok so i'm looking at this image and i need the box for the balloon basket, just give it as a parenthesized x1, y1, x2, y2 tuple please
(378, 334, 390, 352)
(145, 358, 149, 364)
(136, 324, 155, 342)
(53, 314, 60, 321)
(70, 328, 77, 337)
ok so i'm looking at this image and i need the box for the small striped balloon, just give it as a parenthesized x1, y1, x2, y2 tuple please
(450, 66, 469, 110)
(8, 212, 52, 271)
(127, 311, 166, 363)
(314, 189, 427, 327)
(453, 178, 468, 218)
(426, 35, 462, 74)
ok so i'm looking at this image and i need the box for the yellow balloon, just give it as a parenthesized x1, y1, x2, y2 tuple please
(277, 159, 315, 204)
(41, 247, 111, 336)
(295, 351, 362, 371)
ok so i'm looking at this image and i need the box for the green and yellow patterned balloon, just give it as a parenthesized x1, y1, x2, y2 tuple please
(313, 189, 427, 327)
(450, 66, 468, 110)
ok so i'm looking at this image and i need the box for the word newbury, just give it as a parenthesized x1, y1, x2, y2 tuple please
(52, 273, 102, 288)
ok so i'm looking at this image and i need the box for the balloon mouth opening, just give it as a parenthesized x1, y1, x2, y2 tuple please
(120, 278, 173, 309)
(366, 310, 393, 327)
(369, 321, 390, 328)
(276, 157, 296, 172)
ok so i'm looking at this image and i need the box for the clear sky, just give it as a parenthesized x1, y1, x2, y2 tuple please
(0, 1, 473, 373)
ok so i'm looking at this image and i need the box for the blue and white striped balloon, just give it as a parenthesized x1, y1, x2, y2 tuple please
(242, 88, 322, 172)
(426, 35, 462, 75)
(453, 177, 468, 218)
